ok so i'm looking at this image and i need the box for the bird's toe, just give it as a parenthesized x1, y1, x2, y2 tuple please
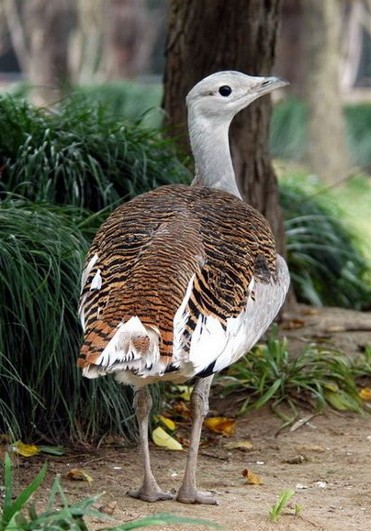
(176, 488, 218, 505)
(128, 487, 173, 502)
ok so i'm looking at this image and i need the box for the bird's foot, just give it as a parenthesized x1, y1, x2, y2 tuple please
(128, 485, 173, 503)
(176, 487, 218, 505)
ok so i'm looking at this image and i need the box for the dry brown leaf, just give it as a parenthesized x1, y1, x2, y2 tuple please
(173, 400, 191, 418)
(204, 417, 236, 437)
(95, 501, 117, 515)
(66, 468, 93, 485)
(242, 469, 263, 485)
(282, 318, 305, 330)
(224, 440, 254, 451)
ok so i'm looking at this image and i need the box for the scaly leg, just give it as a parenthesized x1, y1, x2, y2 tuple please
(128, 386, 173, 502)
(177, 375, 217, 504)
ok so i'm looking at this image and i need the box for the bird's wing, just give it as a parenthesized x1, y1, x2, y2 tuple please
(172, 188, 289, 376)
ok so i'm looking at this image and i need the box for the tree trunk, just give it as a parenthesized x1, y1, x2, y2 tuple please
(162, 0, 286, 255)
(22, 0, 71, 105)
(100, 0, 154, 80)
(303, 0, 349, 184)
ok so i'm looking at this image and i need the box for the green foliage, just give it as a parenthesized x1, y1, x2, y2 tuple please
(219, 328, 371, 417)
(270, 98, 307, 161)
(268, 489, 296, 523)
(270, 97, 371, 169)
(0, 200, 137, 442)
(0, 454, 220, 530)
(73, 81, 163, 128)
(0, 94, 189, 212)
(281, 181, 371, 309)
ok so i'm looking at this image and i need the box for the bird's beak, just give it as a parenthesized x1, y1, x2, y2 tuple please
(255, 76, 289, 97)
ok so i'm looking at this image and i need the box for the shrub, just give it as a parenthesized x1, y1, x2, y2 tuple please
(281, 182, 371, 309)
(0, 200, 137, 442)
(0, 94, 189, 212)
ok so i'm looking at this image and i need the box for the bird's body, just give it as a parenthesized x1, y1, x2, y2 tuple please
(78, 71, 290, 504)
(79, 184, 287, 386)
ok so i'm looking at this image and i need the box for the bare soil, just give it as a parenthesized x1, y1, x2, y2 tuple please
(9, 306, 371, 530)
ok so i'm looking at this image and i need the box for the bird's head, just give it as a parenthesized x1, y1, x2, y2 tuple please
(186, 71, 288, 124)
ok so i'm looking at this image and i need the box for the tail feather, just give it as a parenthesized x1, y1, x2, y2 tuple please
(78, 316, 162, 378)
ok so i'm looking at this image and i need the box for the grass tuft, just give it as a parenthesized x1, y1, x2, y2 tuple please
(0, 199, 136, 442)
(218, 328, 371, 418)
(0, 94, 189, 212)
(281, 181, 371, 309)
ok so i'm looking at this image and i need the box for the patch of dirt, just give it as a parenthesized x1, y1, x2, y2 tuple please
(9, 306, 371, 530)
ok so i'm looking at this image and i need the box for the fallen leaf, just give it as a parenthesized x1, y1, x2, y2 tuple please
(204, 417, 236, 437)
(158, 415, 177, 431)
(39, 445, 65, 456)
(152, 427, 183, 450)
(95, 501, 117, 515)
(282, 318, 305, 330)
(242, 469, 263, 485)
(66, 468, 93, 485)
(359, 388, 371, 401)
(12, 441, 40, 457)
(175, 385, 193, 401)
(224, 440, 254, 451)
(173, 400, 191, 418)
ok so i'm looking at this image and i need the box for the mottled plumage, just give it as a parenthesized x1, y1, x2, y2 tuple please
(78, 184, 286, 384)
(78, 71, 290, 504)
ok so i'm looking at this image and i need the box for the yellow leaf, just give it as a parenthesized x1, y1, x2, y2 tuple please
(204, 417, 236, 437)
(158, 415, 177, 431)
(12, 441, 40, 457)
(359, 388, 371, 401)
(176, 385, 193, 401)
(224, 440, 254, 451)
(152, 427, 183, 450)
(242, 469, 263, 485)
(66, 468, 93, 485)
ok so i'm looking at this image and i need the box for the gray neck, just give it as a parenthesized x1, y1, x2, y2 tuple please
(188, 110, 242, 199)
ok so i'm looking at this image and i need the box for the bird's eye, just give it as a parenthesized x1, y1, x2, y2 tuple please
(218, 85, 232, 97)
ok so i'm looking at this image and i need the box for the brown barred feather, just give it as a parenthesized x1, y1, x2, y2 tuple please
(78, 184, 277, 370)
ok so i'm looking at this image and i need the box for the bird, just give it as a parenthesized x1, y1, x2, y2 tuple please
(78, 71, 290, 505)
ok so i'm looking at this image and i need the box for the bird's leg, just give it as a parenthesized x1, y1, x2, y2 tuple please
(177, 375, 217, 504)
(128, 386, 173, 502)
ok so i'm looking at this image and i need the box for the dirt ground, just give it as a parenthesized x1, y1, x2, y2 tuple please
(9, 306, 371, 530)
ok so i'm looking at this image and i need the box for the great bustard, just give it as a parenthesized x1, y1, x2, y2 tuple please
(78, 71, 290, 505)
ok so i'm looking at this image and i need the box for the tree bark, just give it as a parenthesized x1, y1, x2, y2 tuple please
(22, 0, 71, 105)
(162, 0, 286, 255)
(303, 0, 349, 184)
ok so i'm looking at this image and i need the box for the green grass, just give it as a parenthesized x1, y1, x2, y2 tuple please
(268, 489, 296, 523)
(280, 176, 371, 309)
(0, 94, 189, 212)
(218, 329, 371, 419)
(0, 200, 138, 442)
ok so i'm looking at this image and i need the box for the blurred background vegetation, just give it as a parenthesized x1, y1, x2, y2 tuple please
(0, 0, 370, 444)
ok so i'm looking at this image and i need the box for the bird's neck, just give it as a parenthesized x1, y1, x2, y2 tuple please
(188, 114, 242, 199)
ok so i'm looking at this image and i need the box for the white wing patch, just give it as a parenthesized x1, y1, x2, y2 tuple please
(81, 253, 98, 292)
(173, 254, 290, 377)
(90, 269, 102, 290)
